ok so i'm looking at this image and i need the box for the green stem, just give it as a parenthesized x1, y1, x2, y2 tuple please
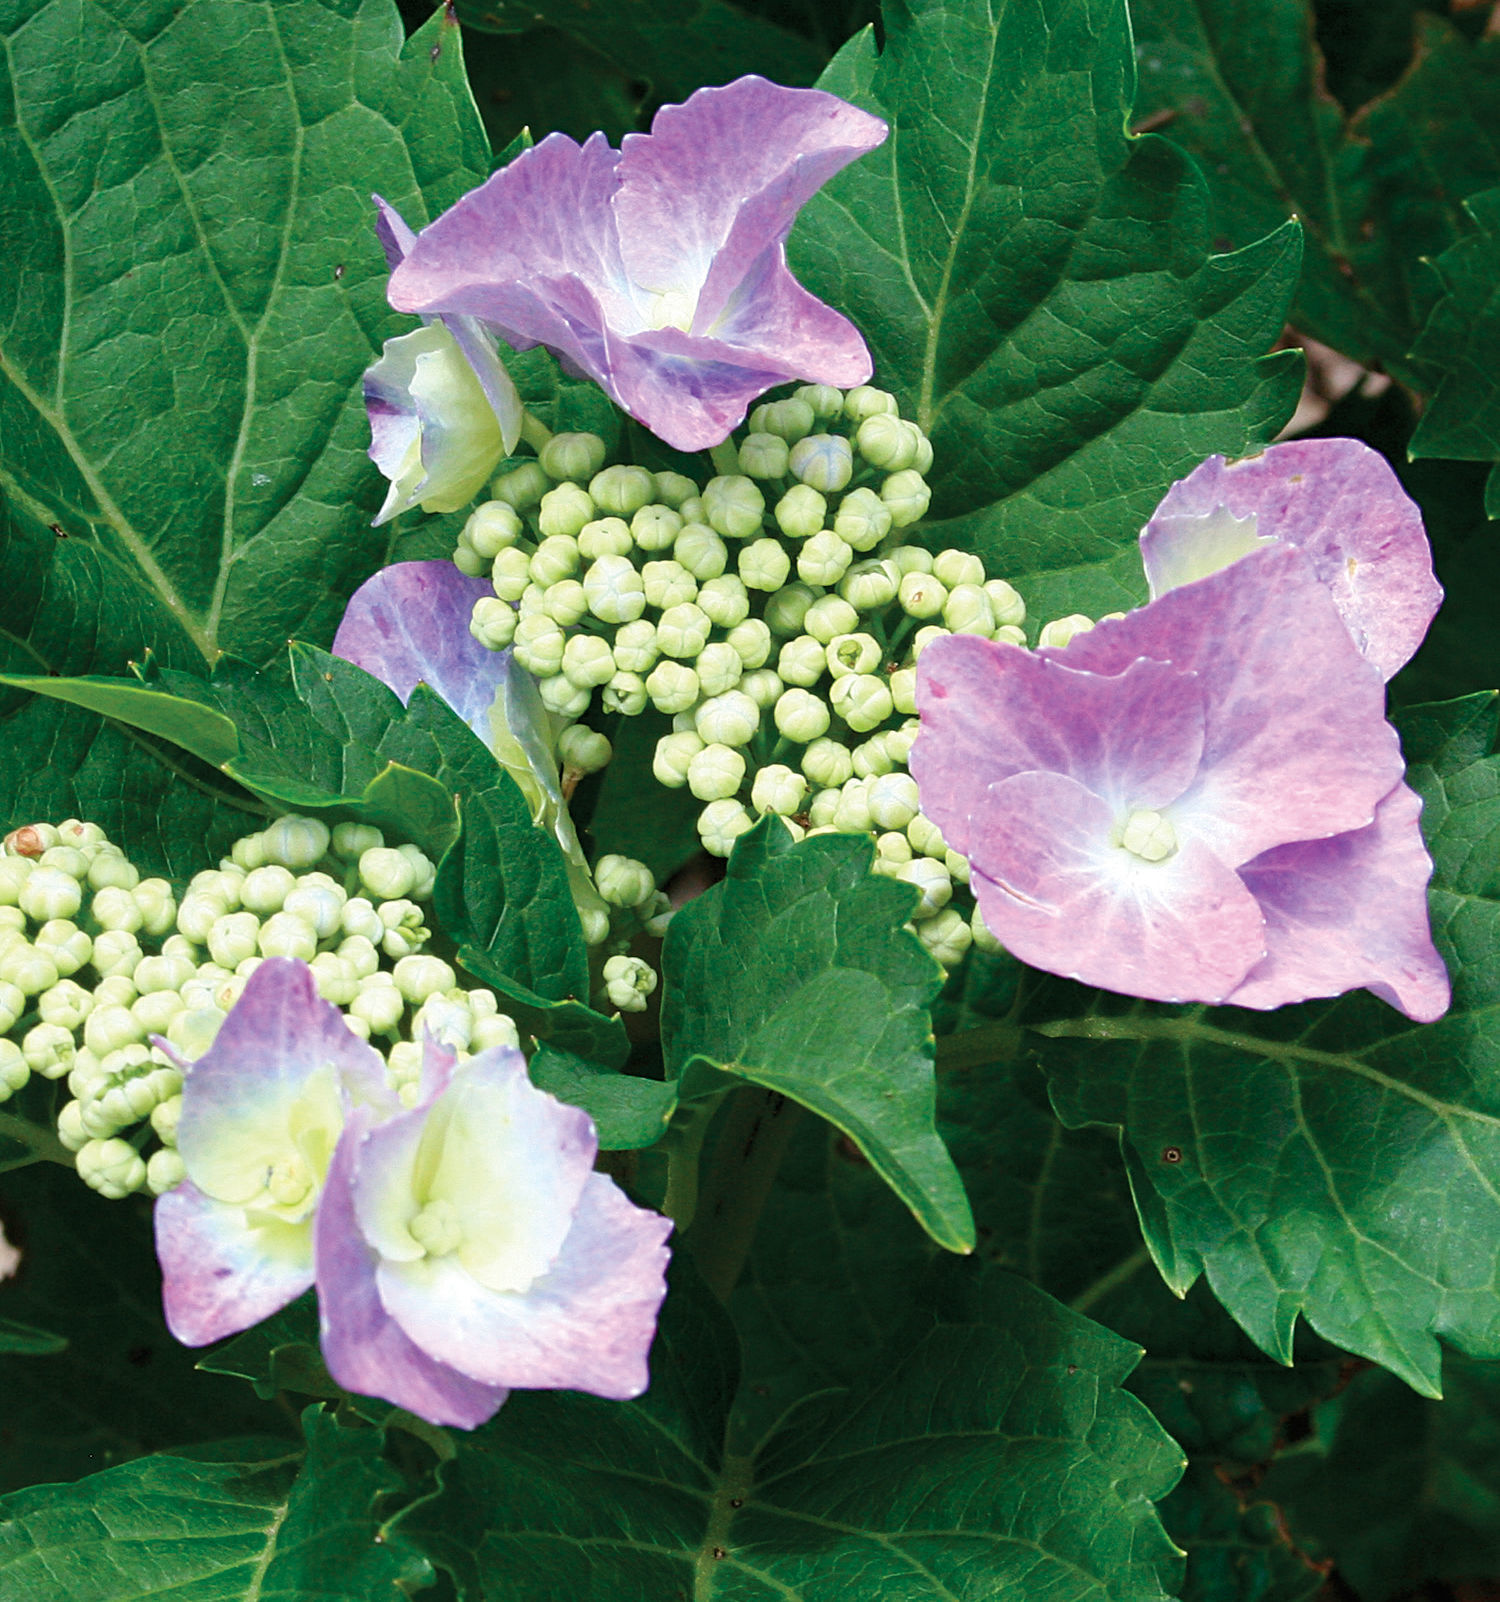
(519, 409, 554, 453)
(933, 1019, 1025, 1073)
(0, 1109, 74, 1169)
(687, 1086, 802, 1303)
(1069, 1245, 1152, 1315)
(709, 439, 741, 478)
(660, 1094, 725, 1231)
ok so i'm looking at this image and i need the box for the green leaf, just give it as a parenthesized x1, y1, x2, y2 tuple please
(395, 1258, 1184, 1602)
(0, 1318, 65, 1358)
(581, 708, 703, 886)
(661, 818, 972, 1252)
(788, 0, 1301, 621)
(0, 1164, 286, 1493)
(1410, 184, 1500, 517)
(0, 672, 241, 769)
(197, 1295, 344, 1407)
(0, 1408, 428, 1601)
(452, 0, 827, 100)
(528, 1045, 677, 1150)
(0, 0, 488, 669)
(1023, 693, 1500, 1396)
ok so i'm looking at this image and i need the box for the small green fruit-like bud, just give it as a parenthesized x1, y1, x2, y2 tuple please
(907, 812, 948, 859)
(911, 625, 951, 659)
(35, 919, 91, 977)
(852, 735, 896, 779)
(133, 989, 183, 1034)
(489, 546, 533, 602)
(856, 412, 921, 471)
(530, 533, 582, 588)
(84, 1003, 145, 1057)
(844, 385, 898, 423)
(932, 549, 983, 589)
(890, 667, 918, 715)
(875, 831, 913, 871)
(794, 384, 844, 419)
(697, 798, 754, 858)
(943, 583, 994, 636)
(468, 598, 515, 655)
(655, 603, 712, 660)
(340, 896, 383, 943)
(603, 671, 648, 717)
(591, 465, 655, 519)
(868, 773, 921, 830)
(646, 660, 701, 716)
(58, 819, 107, 849)
(257, 911, 317, 962)
(338, 934, 381, 980)
(971, 902, 1004, 953)
(39, 845, 88, 879)
(538, 483, 595, 539)
(152, 1090, 187, 1145)
(0, 1039, 27, 1099)
(1037, 614, 1095, 649)
(833, 487, 892, 552)
(898, 570, 947, 619)
(723, 618, 770, 671)
(695, 575, 749, 630)
(653, 471, 699, 509)
(803, 594, 859, 645)
(778, 633, 827, 688)
(135, 953, 195, 994)
(945, 849, 971, 885)
(602, 953, 658, 1014)
(695, 691, 759, 748)
(543, 579, 589, 627)
(20, 866, 83, 924)
(751, 764, 808, 817)
(773, 483, 826, 540)
(754, 398, 817, 440)
(797, 530, 853, 587)
(578, 516, 634, 560)
(146, 1147, 187, 1196)
(641, 559, 697, 612)
(23, 1022, 74, 1079)
(983, 579, 1026, 627)
(806, 788, 839, 827)
(631, 504, 684, 553)
(0, 945, 58, 996)
(688, 743, 746, 802)
(695, 641, 745, 698)
(133, 878, 176, 938)
(203, 911, 258, 969)
(91, 929, 142, 979)
(6, 823, 58, 856)
(704, 476, 765, 540)
(562, 634, 617, 690)
(261, 816, 331, 871)
(394, 954, 456, 1004)
(739, 668, 784, 709)
(832, 779, 873, 833)
(802, 737, 854, 789)
(40, 978, 93, 1030)
(95, 974, 139, 1009)
(613, 620, 660, 674)
(539, 674, 591, 718)
(595, 854, 656, 908)
(491, 459, 551, 511)
(840, 558, 899, 612)
(331, 822, 383, 861)
(558, 725, 614, 778)
(897, 857, 952, 919)
(674, 524, 729, 581)
(88, 848, 140, 890)
(995, 624, 1028, 646)
(764, 582, 819, 636)
(464, 500, 525, 560)
(582, 554, 646, 624)
(826, 632, 882, 679)
(882, 470, 931, 527)
(412, 995, 473, 1051)
(774, 688, 831, 743)
(739, 432, 790, 479)
(890, 545, 933, 574)
(352, 977, 405, 1034)
(732, 537, 788, 594)
(0, 857, 32, 906)
(238, 864, 295, 916)
(78, 1137, 147, 1199)
(512, 614, 567, 677)
(284, 881, 346, 941)
(653, 731, 704, 788)
(471, 1013, 522, 1051)
(91, 885, 143, 934)
(540, 431, 608, 483)
(918, 906, 973, 966)
(831, 673, 894, 733)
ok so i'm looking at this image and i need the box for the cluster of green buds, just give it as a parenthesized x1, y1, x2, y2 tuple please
(0, 816, 522, 1203)
(451, 384, 1089, 971)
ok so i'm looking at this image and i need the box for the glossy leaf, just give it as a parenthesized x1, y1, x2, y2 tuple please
(527, 1046, 677, 1150)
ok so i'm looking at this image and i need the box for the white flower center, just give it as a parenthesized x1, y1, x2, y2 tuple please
(410, 1198, 464, 1258)
(1118, 809, 1178, 862)
(645, 288, 698, 332)
(264, 1156, 314, 1210)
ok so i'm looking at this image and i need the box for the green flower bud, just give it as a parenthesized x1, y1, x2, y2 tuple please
(468, 597, 515, 651)
(802, 737, 854, 789)
(22, 1022, 74, 1079)
(132, 989, 184, 1034)
(777, 633, 827, 688)
(971, 902, 1004, 954)
(697, 798, 754, 857)
(463, 500, 525, 560)
(201, 911, 256, 970)
(466, 1013, 517, 1053)
(538, 674, 591, 718)
(133, 953, 194, 995)
(146, 1147, 187, 1196)
(945, 849, 972, 885)
(393, 954, 456, 1004)
(652, 730, 704, 788)
(687, 743, 746, 801)
(539, 431, 607, 483)
(639, 559, 695, 612)
(773, 483, 826, 541)
(749, 398, 813, 440)
(0, 1039, 27, 1100)
(852, 735, 896, 778)
(881, 470, 931, 528)
(0, 945, 57, 996)
(739, 668, 784, 708)
(613, 619, 660, 674)
(551, 727, 609, 784)
(285, 881, 347, 941)
(512, 614, 567, 676)
(655, 603, 712, 660)
(351, 976, 405, 1035)
(576, 516, 632, 561)
(149, 1088, 187, 1146)
(993, 624, 1026, 647)
(703, 476, 765, 540)
(889, 545, 932, 575)
(667, 524, 724, 583)
(453, 539, 489, 578)
(591, 465, 655, 519)
(190, 869, 242, 908)
(839, 558, 900, 612)
(578, 555, 643, 625)
(764, 582, 819, 636)
(1037, 614, 1095, 649)
(333, 898, 378, 945)
(411, 994, 473, 1051)
(631, 503, 684, 553)
(826, 632, 882, 679)
(255, 911, 315, 962)
(541, 578, 588, 628)
(239, 865, 296, 916)
(874, 831, 913, 873)
(694, 691, 760, 748)
(831, 673, 894, 733)
(531, 533, 582, 589)
(133, 878, 176, 938)
(889, 667, 918, 715)
(78, 1136, 147, 1199)
(594, 854, 656, 909)
(796, 530, 853, 587)
(918, 906, 973, 966)
(84, 1003, 145, 1057)
(717, 621, 766, 674)
(40, 978, 92, 1031)
(689, 573, 744, 629)
(601, 953, 658, 1014)
(490, 459, 551, 511)
(95, 974, 138, 1010)
(90, 884, 143, 935)
(20, 866, 83, 924)
(911, 625, 951, 660)
(843, 385, 898, 423)
(930, 549, 981, 589)
(868, 772, 920, 830)
(5, 822, 58, 856)
(603, 671, 649, 717)
(728, 536, 785, 594)
(261, 816, 331, 871)
(91, 928, 142, 979)
(57, 1098, 92, 1151)
(490, 546, 534, 602)
(0, 857, 32, 905)
(773, 687, 831, 743)
(855, 412, 921, 471)
(983, 579, 1026, 627)
(695, 641, 744, 698)
(648, 661, 702, 718)
(746, 764, 804, 818)
(331, 935, 377, 981)
(807, 788, 840, 827)
(559, 634, 615, 690)
(833, 487, 892, 552)
(732, 432, 785, 483)
(897, 856, 952, 919)
(906, 813, 949, 859)
(57, 819, 107, 849)
(898, 570, 947, 619)
(35, 919, 91, 977)
(537, 483, 595, 539)
(832, 779, 873, 833)
(943, 583, 994, 636)
(38, 844, 88, 879)
(804, 594, 859, 644)
(784, 382, 839, 419)
(653, 471, 699, 510)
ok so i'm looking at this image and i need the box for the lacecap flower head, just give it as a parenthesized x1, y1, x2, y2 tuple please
(912, 439, 1450, 1021)
(383, 76, 888, 450)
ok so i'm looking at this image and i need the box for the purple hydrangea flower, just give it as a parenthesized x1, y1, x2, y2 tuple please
(316, 1038, 672, 1430)
(154, 958, 399, 1346)
(913, 537, 1450, 1020)
(383, 76, 887, 451)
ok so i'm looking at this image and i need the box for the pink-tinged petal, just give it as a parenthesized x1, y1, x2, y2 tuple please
(1228, 781, 1450, 1021)
(332, 561, 502, 741)
(969, 770, 1267, 1005)
(316, 1116, 509, 1429)
(1049, 543, 1405, 863)
(614, 76, 886, 326)
(372, 193, 417, 270)
(1142, 439, 1441, 680)
(378, 1173, 672, 1397)
(155, 1180, 312, 1346)
(912, 639, 1206, 856)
